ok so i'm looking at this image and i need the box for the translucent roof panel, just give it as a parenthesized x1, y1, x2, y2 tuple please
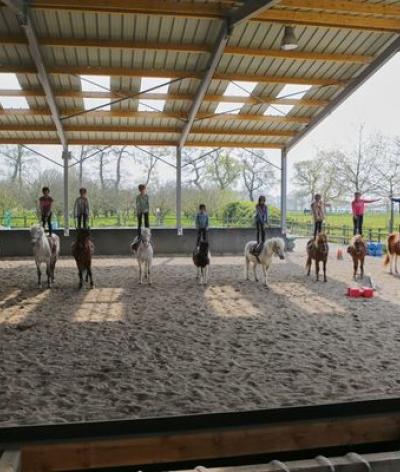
(83, 98, 111, 111)
(0, 96, 30, 109)
(80, 75, 110, 92)
(140, 78, 171, 94)
(264, 104, 295, 116)
(138, 99, 166, 112)
(0, 73, 23, 90)
(223, 81, 258, 97)
(214, 102, 243, 115)
(276, 84, 313, 100)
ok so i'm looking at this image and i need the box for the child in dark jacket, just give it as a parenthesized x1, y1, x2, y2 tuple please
(195, 204, 209, 246)
(253, 196, 268, 255)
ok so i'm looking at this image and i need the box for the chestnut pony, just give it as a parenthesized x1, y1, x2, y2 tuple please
(384, 232, 400, 274)
(347, 235, 367, 279)
(72, 228, 94, 289)
(306, 233, 329, 282)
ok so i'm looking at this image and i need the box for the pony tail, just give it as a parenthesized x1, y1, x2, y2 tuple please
(383, 254, 390, 266)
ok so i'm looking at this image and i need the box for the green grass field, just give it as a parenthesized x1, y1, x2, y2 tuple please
(287, 211, 400, 231)
(3, 210, 400, 238)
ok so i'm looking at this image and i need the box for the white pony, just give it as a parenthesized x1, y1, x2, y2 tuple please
(30, 224, 60, 288)
(244, 237, 285, 287)
(132, 227, 153, 285)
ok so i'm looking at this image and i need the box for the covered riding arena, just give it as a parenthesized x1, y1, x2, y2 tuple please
(1, 1, 400, 471)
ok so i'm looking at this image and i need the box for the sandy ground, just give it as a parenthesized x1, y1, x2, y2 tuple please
(1, 240, 400, 426)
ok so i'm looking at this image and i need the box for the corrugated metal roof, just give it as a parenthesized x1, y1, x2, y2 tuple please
(0, 0, 399, 148)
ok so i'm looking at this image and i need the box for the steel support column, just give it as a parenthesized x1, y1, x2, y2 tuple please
(62, 150, 71, 236)
(176, 146, 182, 235)
(280, 148, 287, 235)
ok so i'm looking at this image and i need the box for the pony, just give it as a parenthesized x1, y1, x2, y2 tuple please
(347, 234, 367, 279)
(306, 232, 329, 282)
(132, 227, 153, 284)
(72, 228, 94, 289)
(193, 240, 210, 285)
(244, 237, 285, 288)
(30, 224, 60, 288)
(384, 232, 400, 274)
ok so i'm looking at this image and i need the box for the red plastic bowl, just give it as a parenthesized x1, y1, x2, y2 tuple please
(348, 287, 363, 297)
(362, 287, 374, 298)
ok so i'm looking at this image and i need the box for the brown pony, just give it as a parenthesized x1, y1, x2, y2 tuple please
(72, 228, 94, 288)
(306, 233, 329, 282)
(347, 235, 367, 279)
(384, 232, 400, 274)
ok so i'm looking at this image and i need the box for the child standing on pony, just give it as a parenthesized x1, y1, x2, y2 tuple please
(311, 193, 330, 238)
(74, 187, 90, 229)
(132, 184, 150, 252)
(195, 204, 209, 247)
(38, 186, 54, 235)
(253, 195, 268, 255)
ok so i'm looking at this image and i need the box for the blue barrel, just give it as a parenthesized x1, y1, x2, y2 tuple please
(367, 242, 376, 256)
(375, 242, 383, 257)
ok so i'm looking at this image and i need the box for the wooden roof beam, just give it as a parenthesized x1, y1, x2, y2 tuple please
(0, 89, 329, 107)
(0, 64, 347, 87)
(0, 123, 297, 137)
(0, 35, 373, 64)
(2, 0, 68, 149)
(0, 108, 311, 124)
(5, 1, 398, 31)
(279, 0, 400, 17)
(0, 137, 284, 149)
(257, 9, 400, 32)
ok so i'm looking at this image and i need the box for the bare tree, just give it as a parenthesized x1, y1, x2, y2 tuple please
(133, 147, 167, 186)
(183, 148, 208, 190)
(240, 150, 277, 201)
(0, 145, 37, 188)
(113, 146, 130, 190)
(329, 126, 379, 195)
(206, 150, 240, 190)
(293, 159, 322, 202)
(371, 136, 400, 231)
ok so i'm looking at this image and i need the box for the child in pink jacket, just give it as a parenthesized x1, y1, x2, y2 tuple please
(351, 192, 380, 235)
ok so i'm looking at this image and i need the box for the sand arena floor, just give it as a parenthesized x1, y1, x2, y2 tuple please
(1, 241, 400, 426)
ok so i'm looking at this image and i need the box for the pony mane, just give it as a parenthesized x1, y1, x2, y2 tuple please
(350, 234, 365, 246)
(30, 224, 45, 239)
(316, 232, 328, 244)
(267, 237, 285, 251)
(141, 227, 151, 239)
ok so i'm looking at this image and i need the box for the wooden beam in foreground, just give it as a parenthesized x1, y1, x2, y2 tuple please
(17, 412, 400, 471)
(8, 0, 399, 31)
(0, 64, 347, 87)
(0, 89, 330, 107)
(0, 35, 373, 64)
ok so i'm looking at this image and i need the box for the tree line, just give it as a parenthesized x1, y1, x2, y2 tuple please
(0, 145, 278, 224)
(293, 128, 400, 206)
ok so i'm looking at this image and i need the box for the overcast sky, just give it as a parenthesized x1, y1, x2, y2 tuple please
(8, 52, 400, 193)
